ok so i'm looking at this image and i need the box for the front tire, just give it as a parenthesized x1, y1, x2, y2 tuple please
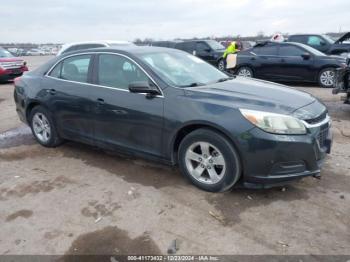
(178, 128, 241, 192)
(236, 66, 253, 78)
(29, 105, 63, 147)
(319, 68, 335, 88)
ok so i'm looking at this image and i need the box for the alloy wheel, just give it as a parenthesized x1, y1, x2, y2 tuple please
(237, 68, 252, 78)
(32, 112, 51, 143)
(320, 70, 335, 87)
(185, 141, 226, 185)
(218, 60, 225, 71)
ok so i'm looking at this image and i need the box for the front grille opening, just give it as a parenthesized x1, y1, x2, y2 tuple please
(305, 111, 327, 125)
(317, 124, 329, 148)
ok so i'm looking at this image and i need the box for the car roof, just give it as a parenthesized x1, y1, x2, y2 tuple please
(58, 40, 135, 54)
(289, 34, 322, 36)
(58, 45, 182, 57)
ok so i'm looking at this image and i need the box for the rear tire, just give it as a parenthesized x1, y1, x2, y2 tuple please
(178, 128, 241, 192)
(318, 68, 335, 88)
(217, 59, 225, 71)
(236, 66, 253, 78)
(29, 105, 63, 147)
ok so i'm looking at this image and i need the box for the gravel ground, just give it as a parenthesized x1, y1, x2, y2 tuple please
(0, 56, 349, 256)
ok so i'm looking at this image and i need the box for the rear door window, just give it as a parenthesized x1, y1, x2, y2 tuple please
(176, 42, 195, 53)
(307, 36, 324, 46)
(196, 42, 210, 53)
(49, 54, 92, 83)
(253, 45, 278, 56)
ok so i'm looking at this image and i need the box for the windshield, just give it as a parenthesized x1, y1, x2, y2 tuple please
(301, 44, 327, 56)
(0, 49, 14, 58)
(322, 35, 335, 44)
(138, 51, 228, 87)
(206, 40, 225, 50)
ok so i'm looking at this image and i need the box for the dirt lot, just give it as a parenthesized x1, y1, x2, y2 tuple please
(0, 56, 349, 256)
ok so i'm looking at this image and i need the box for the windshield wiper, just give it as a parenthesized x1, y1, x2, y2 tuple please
(216, 76, 235, 83)
(180, 82, 205, 88)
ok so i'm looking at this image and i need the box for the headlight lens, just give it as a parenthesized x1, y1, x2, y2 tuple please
(240, 109, 307, 135)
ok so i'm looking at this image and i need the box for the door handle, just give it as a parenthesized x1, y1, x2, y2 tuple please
(97, 98, 105, 105)
(280, 58, 286, 62)
(47, 89, 56, 95)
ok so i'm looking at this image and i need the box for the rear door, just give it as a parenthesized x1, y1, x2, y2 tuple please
(195, 42, 215, 64)
(43, 54, 96, 143)
(277, 44, 314, 81)
(175, 42, 196, 55)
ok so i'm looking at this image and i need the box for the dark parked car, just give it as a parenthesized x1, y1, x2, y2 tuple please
(288, 33, 350, 56)
(234, 41, 349, 87)
(150, 40, 182, 48)
(173, 40, 226, 71)
(14, 47, 332, 192)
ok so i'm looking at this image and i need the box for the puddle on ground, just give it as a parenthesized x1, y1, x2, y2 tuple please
(5, 209, 33, 222)
(206, 185, 309, 226)
(0, 176, 74, 201)
(81, 200, 121, 220)
(0, 125, 35, 149)
(62, 226, 160, 259)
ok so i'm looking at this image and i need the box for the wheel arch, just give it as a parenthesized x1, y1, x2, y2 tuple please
(25, 101, 47, 124)
(170, 121, 242, 166)
(236, 64, 255, 76)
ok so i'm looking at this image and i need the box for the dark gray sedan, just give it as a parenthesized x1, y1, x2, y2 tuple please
(14, 46, 332, 192)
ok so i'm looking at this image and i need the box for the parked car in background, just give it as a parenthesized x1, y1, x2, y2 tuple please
(150, 40, 182, 48)
(26, 49, 45, 56)
(173, 40, 226, 70)
(233, 41, 349, 87)
(0, 47, 28, 82)
(288, 33, 350, 56)
(57, 40, 135, 56)
(14, 46, 332, 192)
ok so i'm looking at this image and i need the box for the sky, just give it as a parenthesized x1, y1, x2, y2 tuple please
(2, 0, 350, 43)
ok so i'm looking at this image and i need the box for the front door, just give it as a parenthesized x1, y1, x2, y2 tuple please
(276, 45, 314, 81)
(91, 53, 164, 157)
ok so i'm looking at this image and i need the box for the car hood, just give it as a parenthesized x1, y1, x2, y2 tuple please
(335, 32, 350, 44)
(184, 77, 323, 118)
(318, 55, 347, 63)
(0, 57, 24, 62)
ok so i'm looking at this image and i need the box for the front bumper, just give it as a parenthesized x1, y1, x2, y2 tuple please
(238, 122, 332, 186)
(0, 67, 27, 81)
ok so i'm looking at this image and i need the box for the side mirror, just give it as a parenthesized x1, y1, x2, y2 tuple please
(320, 41, 327, 46)
(301, 53, 311, 60)
(128, 81, 160, 96)
(204, 48, 211, 53)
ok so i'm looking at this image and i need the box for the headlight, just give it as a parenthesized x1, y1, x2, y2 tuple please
(240, 109, 307, 135)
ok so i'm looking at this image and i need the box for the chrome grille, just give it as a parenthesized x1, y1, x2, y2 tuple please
(0, 61, 24, 69)
(317, 124, 329, 148)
